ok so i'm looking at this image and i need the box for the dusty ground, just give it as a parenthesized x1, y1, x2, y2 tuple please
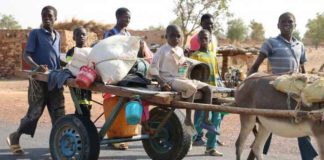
(0, 46, 322, 159)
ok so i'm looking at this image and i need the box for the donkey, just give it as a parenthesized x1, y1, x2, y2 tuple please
(234, 72, 324, 160)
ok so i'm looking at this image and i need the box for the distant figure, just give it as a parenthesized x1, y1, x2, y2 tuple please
(7, 5, 65, 155)
(103, 7, 131, 38)
(149, 24, 214, 143)
(248, 12, 318, 160)
(103, 7, 152, 62)
(66, 26, 92, 118)
(190, 29, 223, 156)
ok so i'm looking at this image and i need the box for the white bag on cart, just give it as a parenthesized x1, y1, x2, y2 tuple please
(88, 36, 140, 84)
(66, 47, 92, 76)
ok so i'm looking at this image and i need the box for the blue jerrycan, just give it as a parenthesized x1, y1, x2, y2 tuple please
(125, 96, 143, 125)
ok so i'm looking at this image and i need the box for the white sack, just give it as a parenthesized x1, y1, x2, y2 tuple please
(66, 47, 92, 76)
(89, 36, 140, 84)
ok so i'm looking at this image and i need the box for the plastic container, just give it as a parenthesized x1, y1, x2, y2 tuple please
(125, 96, 143, 125)
(103, 96, 139, 138)
(186, 58, 210, 83)
(75, 66, 97, 88)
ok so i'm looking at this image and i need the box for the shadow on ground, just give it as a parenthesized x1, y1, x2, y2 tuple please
(0, 148, 50, 160)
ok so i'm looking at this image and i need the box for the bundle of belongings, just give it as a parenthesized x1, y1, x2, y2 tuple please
(61, 35, 150, 88)
(271, 73, 324, 106)
(89, 36, 141, 85)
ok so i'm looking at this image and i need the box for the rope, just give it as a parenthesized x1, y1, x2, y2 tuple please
(29, 78, 41, 102)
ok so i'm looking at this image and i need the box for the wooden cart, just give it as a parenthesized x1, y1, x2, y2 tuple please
(16, 70, 324, 160)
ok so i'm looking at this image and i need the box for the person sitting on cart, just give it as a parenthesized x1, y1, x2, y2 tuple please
(66, 26, 92, 118)
(149, 24, 215, 137)
(190, 29, 223, 156)
(7, 5, 65, 155)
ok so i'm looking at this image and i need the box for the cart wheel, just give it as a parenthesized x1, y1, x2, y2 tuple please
(142, 107, 191, 160)
(49, 114, 100, 160)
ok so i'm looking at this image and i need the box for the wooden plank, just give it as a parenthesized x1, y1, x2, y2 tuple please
(16, 70, 324, 119)
(65, 79, 177, 105)
(15, 70, 177, 105)
(15, 70, 48, 81)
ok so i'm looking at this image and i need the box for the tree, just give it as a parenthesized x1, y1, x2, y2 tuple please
(304, 12, 324, 49)
(249, 20, 265, 42)
(0, 13, 21, 29)
(227, 18, 248, 42)
(173, 0, 231, 47)
(292, 30, 301, 41)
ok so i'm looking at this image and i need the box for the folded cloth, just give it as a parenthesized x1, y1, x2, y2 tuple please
(48, 69, 74, 91)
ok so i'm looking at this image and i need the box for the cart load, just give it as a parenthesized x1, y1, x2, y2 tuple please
(271, 73, 324, 105)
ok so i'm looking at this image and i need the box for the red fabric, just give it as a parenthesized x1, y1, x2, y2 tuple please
(189, 33, 200, 51)
(141, 100, 150, 122)
(143, 41, 153, 63)
(103, 93, 115, 100)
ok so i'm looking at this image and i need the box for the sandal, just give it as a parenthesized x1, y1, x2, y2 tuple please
(205, 148, 223, 156)
(112, 143, 128, 150)
(6, 136, 24, 155)
(217, 140, 225, 146)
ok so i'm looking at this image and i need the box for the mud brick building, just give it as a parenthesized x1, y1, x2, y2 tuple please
(0, 28, 255, 79)
(0, 29, 98, 78)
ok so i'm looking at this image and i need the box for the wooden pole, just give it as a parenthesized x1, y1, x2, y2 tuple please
(15, 70, 324, 120)
(170, 100, 324, 120)
(221, 55, 228, 79)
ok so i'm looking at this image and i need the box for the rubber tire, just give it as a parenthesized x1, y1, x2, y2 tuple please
(142, 107, 191, 160)
(50, 114, 100, 160)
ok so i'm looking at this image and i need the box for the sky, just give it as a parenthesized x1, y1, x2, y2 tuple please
(0, 0, 323, 38)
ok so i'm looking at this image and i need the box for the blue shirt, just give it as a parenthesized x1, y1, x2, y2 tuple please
(260, 35, 306, 74)
(25, 28, 61, 70)
(103, 27, 131, 39)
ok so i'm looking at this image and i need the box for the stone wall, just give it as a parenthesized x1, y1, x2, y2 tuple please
(0, 29, 98, 78)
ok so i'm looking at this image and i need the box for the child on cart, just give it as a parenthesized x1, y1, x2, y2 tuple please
(66, 26, 92, 117)
(149, 24, 214, 136)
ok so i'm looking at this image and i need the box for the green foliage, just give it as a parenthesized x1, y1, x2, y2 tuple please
(227, 18, 248, 42)
(173, 0, 231, 47)
(304, 12, 324, 49)
(292, 30, 301, 41)
(249, 20, 265, 42)
(0, 13, 21, 29)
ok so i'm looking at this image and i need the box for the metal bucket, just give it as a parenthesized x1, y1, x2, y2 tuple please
(186, 58, 210, 83)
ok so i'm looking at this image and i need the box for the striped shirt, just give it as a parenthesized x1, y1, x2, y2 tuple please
(260, 35, 306, 74)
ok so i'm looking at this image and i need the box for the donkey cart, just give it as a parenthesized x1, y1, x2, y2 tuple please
(16, 70, 324, 160)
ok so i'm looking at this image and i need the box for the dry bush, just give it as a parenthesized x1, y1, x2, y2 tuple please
(54, 18, 113, 38)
